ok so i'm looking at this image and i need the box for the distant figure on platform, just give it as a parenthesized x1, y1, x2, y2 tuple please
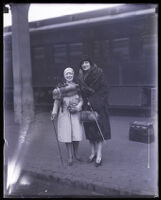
(78, 57, 111, 167)
(51, 67, 84, 166)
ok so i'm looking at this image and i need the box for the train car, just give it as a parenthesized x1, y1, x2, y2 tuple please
(4, 4, 158, 116)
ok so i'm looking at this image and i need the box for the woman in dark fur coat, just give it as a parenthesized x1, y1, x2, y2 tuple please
(77, 57, 111, 167)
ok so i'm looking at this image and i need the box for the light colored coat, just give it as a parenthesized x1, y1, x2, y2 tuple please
(52, 91, 84, 143)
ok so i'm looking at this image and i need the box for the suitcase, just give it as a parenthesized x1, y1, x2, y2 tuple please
(129, 121, 154, 143)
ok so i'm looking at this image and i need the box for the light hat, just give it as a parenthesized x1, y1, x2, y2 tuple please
(64, 67, 74, 76)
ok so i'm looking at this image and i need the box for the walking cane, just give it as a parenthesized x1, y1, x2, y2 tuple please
(51, 116, 64, 168)
(86, 98, 105, 142)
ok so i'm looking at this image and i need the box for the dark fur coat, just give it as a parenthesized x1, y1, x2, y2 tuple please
(77, 65, 111, 141)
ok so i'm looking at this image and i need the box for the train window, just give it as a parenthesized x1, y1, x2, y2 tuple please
(32, 46, 47, 86)
(108, 38, 130, 85)
(142, 34, 157, 59)
(142, 34, 157, 85)
(33, 46, 46, 59)
(101, 40, 110, 62)
(54, 44, 67, 64)
(112, 38, 129, 62)
(93, 41, 101, 61)
(69, 43, 83, 56)
(120, 33, 157, 85)
(129, 36, 143, 61)
(68, 43, 83, 72)
(121, 61, 146, 85)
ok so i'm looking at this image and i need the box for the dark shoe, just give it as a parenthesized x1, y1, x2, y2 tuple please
(87, 154, 96, 163)
(75, 156, 83, 162)
(95, 158, 102, 167)
(74, 153, 82, 162)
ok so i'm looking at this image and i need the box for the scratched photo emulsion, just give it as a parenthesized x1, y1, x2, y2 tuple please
(3, 3, 158, 198)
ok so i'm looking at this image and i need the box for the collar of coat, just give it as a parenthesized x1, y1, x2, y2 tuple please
(82, 64, 103, 88)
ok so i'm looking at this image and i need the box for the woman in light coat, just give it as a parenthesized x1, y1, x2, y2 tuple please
(51, 68, 84, 166)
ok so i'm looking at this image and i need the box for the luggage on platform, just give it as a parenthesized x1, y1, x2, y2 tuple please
(129, 121, 154, 143)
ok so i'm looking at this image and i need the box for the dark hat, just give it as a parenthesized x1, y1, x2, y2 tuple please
(80, 55, 93, 67)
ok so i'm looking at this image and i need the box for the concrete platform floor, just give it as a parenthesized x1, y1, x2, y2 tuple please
(3, 109, 158, 197)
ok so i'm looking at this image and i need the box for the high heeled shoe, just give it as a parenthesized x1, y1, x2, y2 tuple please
(74, 153, 83, 162)
(87, 154, 96, 163)
(75, 156, 83, 162)
(95, 158, 102, 167)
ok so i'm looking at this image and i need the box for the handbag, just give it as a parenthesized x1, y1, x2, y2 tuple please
(80, 111, 99, 122)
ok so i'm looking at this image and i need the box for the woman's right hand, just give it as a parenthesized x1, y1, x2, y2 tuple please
(51, 112, 57, 120)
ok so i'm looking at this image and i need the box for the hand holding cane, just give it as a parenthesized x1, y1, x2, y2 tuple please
(87, 98, 106, 142)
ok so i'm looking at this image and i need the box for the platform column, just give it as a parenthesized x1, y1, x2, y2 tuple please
(11, 4, 34, 123)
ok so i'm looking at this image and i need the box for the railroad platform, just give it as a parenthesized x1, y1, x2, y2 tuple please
(4, 109, 158, 197)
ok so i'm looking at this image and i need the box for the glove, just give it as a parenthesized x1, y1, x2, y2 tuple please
(68, 104, 80, 113)
(52, 88, 61, 99)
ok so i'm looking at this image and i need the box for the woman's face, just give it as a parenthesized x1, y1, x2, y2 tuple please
(81, 61, 91, 71)
(64, 72, 74, 82)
